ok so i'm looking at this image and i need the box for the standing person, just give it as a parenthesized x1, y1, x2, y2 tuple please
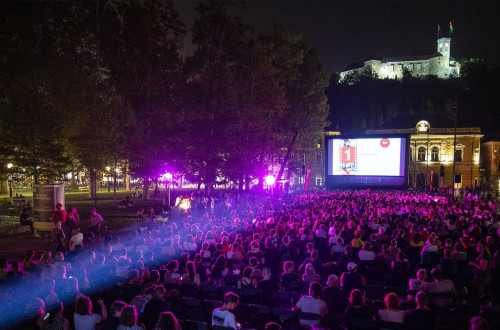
(53, 203, 68, 226)
(65, 207, 80, 238)
(89, 209, 104, 238)
(212, 292, 240, 330)
(469, 240, 492, 298)
(74, 296, 107, 330)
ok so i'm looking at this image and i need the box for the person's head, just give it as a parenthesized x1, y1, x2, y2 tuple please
(110, 300, 126, 317)
(249, 257, 259, 268)
(128, 269, 139, 283)
(470, 316, 490, 330)
(262, 267, 272, 280)
(384, 293, 400, 310)
(349, 289, 365, 306)
(265, 322, 282, 330)
(444, 248, 452, 259)
(431, 268, 442, 281)
(283, 261, 294, 273)
(477, 240, 489, 254)
(243, 267, 253, 279)
(362, 241, 372, 251)
(326, 274, 340, 287)
(24, 298, 45, 319)
(415, 291, 428, 308)
(144, 286, 156, 300)
(120, 305, 138, 326)
(305, 263, 316, 275)
(223, 292, 240, 311)
(75, 295, 92, 315)
(347, 262, 358, 272)
(54, 265, 66, 279)
(156, 311, 181, 330)
(167, 260, 178, 272)
(309, 282, 322, 298)
(417, 269, 427, 281)
(154, 285, 166, 299)
(56, 203, 63, 210)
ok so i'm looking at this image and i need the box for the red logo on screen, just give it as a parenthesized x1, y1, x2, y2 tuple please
(380, 138, 390, 148)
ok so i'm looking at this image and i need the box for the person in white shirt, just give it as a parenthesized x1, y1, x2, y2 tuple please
(359, 242, 376, 261)
(409, 269, 428, 291)
(377, 293, 405, 324)
(293, 282, 328, 328)
(212, 292, 240, 330)
(69, 227, 83, 251)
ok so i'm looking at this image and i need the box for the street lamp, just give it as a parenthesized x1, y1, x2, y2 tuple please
(6, 163, 13, 197)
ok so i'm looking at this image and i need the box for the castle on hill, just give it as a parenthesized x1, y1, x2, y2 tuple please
(339, 36, 460, 81)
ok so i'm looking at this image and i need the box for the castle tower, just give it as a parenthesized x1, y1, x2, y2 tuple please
(437, 37, 451, 58)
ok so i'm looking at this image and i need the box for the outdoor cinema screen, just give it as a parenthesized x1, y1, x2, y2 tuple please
(325, 136, 408, 187)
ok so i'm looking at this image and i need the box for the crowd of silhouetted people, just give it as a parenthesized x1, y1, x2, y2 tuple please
(0, 189, 499, 330)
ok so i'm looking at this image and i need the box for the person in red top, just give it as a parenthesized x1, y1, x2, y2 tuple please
(52, 203, 68, 225)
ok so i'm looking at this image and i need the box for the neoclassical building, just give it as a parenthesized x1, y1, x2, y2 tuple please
(339, 37, 460, 81)
(366, 121, 482, 189)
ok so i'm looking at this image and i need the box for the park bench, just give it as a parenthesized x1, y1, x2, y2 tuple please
(78, 187, 90, 192)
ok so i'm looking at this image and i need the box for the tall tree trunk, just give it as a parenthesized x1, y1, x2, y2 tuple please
(277, 130, 300, 181)
(125, 162, 130, 191)
(0, 179, 7, 194)
(143, 176, 150, 200)
(89, 170, 96, 199)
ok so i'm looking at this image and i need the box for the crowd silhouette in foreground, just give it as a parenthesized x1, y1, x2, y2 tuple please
(0, 189, 499, 330)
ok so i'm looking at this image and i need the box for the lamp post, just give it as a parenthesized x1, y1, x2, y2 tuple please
(165, 173, 173, 206)
(7, 163, 13, 197)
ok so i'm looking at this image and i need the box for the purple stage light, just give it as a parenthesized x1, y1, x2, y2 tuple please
(264, 175, 275, 186)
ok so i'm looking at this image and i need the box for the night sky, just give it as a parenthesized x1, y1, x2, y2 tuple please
(174, 0, 500, 75)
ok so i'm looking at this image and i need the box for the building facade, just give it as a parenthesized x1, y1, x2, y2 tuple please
(339, 37, 460, 81)
(481, 141, 500, 195)
(367, 121, 482, 189)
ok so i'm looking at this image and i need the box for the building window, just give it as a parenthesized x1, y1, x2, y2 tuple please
(316, 153, 322, 166)
(418, 147, 426, 161)
(454, 174, 462, 184)
(408, 64, 413, 69)
(416, 63, 421, 69)
(316, 177, 322, 186)
(397, 65, 402, 70)
(454, 149, 463, 162)
(431, 147, 439, 161)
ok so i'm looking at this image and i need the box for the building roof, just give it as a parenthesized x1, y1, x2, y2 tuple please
(382, 52, 443, 63)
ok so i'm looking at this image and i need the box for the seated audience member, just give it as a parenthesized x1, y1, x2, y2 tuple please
(74, 296, 107, 330)
(377, 293, 405, 324)
(405, 291, 435, 328)
(142, 285, 170, 330)
(238, 267, 257, 289)
(409, 269, 429, 291)
(302, 263, 321, 283)
(154, 312, 181, 330)
(281, 261, 299, 292)
(293, 282, 328, 328)
(470, 316, 490, 330)
(257, 267, 280, 291)
(118, 305, 143, 330)
(344, 289, 373, 328)
(181, 261, 201, 286)
(425, 268, 456, 307)
(102, 300, 126, 330)
(321, 274, 347, 314)
(340, 262, 366, 292)
(440, 248, 458, 279)
(212, 292, 240, 330)
(265, 322, 282, 330)
(359, 242, 376, 261)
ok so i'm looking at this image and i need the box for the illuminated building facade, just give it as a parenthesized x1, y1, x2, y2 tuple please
(339, 37, 460, 81)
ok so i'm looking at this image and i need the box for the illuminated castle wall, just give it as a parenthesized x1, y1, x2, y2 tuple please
(339, 37, 460, 81)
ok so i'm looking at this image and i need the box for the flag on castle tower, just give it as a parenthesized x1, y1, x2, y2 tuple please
(449, 21, 454, 35)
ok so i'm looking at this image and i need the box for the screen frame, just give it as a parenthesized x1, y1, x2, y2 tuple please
(324, 134, 410, 188)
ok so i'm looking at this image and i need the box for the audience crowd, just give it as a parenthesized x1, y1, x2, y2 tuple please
(0, 189, 499, 330)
